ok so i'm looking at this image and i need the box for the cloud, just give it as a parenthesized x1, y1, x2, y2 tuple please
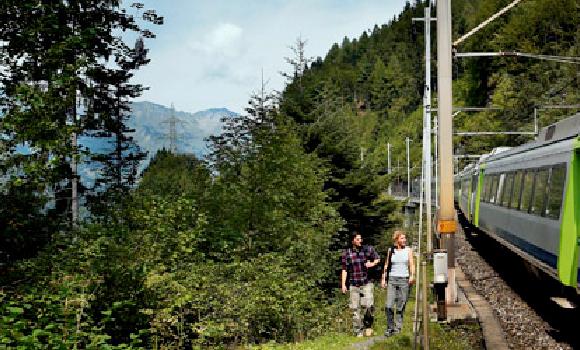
(189, 22, 243, 57)
(133, 1, 408, 113)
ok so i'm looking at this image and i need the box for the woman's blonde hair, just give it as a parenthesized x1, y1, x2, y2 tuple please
(392, 230, 406, 244)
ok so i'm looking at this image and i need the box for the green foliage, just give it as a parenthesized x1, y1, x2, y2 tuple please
(0, 0, 161, 262)
(138, 150, 211, 200)
(146, 253, 344, 348)
(3, 1, 577, 349)
(0, 191, 206, 349)
(207, 92, 343, 259)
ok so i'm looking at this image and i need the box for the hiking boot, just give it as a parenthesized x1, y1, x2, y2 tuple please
(356, 331, 364, 337)
(384, 329, 394, 337)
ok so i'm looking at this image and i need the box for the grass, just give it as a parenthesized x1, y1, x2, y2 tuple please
(247, 282, 481, 350)
(246, 333, 367, 350)
(248, 259, 482, 350)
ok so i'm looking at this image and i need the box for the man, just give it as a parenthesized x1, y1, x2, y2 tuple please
(341, 231, 380, 337)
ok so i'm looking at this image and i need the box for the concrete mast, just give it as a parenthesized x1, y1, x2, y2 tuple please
(437, 0, 457, 304)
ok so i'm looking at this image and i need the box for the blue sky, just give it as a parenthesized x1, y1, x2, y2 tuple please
(132, 1, 408, 114)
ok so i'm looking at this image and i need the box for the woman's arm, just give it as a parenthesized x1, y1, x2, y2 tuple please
(408, 248, 415, 284)
(381, 249, 391, 288)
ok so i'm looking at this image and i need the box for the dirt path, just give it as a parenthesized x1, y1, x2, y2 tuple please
(348, 335, 387, 350)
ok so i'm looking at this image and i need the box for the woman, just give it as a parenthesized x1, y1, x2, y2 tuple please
(381, 230, 415, 336)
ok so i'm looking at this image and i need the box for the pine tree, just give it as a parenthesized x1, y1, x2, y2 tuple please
(0, 0, 161, 256)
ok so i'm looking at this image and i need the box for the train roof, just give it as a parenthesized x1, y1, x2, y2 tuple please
(536, 112, 580, 143)
(454, 113, 580, 176)
(479, 113, 580, 164)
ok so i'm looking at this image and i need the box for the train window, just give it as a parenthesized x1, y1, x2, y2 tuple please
(495, 173, 505, 205)
(520, 170, 535, 213)
(546, 164, 567, 220)
(531, 169, 549, 216)
(489, 174, 498, 203)
(489, 174, 499, 203)
(482, 174, 490, 202)
(466, 179, 470, 195)
(511, 171, 523, 210)
(501, 172, 514, 207)
(467, 178, 471, 194)
(471, 174, 478, 203)
(488, 175, 495, 203)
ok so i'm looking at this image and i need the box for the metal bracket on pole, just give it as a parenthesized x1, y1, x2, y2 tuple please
(455, 131, 536, 136)
(454, 154, 483, 159)
(430, 106, 502, 114)
(455, 51, 580, 64)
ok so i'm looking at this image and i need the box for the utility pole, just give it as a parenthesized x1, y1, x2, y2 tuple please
(71, 127, 78, 227)
(434, 116, 439, 209)
(421, 7, 433, 349)
(388, 143, 392, 195)
(406, 137, 411, 198)
(413, 6, 435, 347)
(424, 4, 433, 254)
(413, 5, 435, 253)
(437, 0, 457, 307)
(162, 103, 184, 154)
(70, 92, 80, 228)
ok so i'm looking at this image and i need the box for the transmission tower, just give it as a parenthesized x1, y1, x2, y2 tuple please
(161, 103, 185, 153)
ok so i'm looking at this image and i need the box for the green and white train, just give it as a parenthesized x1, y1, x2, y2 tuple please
(455, 114, 580, 292)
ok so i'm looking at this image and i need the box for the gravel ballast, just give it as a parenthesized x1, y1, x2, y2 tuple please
(455, 226, 573, 350)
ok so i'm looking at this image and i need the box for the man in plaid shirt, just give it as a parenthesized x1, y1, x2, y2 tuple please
(341, 232, 380, 337)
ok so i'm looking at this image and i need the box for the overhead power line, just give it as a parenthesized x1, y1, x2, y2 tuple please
(453, 0, 525, 46)
(455, 131, 536, 136)
(455, 51, 580, 64)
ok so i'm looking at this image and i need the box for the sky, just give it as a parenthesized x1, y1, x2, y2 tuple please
(132, 1, 408, 114)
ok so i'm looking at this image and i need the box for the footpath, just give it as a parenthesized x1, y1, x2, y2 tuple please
(346, 255, 509, 350)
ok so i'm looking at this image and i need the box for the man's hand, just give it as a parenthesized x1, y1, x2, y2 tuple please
(341, 284, 348, 294)
(364, 261, 375, 268)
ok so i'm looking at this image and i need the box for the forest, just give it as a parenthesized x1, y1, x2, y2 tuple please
(0, 0, 578, 348)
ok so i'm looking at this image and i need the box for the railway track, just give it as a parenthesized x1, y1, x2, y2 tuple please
(456, 212, 579, 350)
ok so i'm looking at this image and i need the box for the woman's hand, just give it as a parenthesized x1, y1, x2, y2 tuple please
(381, 280, 386, 289)
(409, 276, 415, 285)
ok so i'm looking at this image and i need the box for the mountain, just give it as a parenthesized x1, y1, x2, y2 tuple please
(127, 101, 237, 159)
(77, 102, 237, 185)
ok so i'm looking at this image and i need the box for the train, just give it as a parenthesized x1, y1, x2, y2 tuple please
(455, 113, 580, 293)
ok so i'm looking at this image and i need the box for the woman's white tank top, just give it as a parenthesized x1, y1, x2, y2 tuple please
(390, 247, 410, 278)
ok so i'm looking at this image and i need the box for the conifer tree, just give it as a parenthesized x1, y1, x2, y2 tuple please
(0, 0, 161, 256)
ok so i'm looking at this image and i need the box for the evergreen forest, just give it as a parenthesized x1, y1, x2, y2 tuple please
(0, 0, 578, 348)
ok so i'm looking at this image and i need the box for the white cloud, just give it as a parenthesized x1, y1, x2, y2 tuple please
(133, 1, 408, 113)
(189, 22, 243, 57)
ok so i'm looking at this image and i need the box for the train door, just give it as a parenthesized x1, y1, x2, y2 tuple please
(558, 143, 580, 289)
(474, 168, 485, 227)
(470, 171, 478, 222)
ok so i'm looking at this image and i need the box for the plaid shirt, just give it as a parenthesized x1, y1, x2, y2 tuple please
(341, 245, 380, 287)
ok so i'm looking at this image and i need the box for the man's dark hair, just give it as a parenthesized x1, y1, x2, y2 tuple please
(350, 231, 361, 242)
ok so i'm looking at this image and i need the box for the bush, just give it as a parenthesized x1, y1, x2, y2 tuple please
(145, 253, 343, 348)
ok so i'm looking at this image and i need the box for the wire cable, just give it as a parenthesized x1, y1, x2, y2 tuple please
(453, 0, 525, 46)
